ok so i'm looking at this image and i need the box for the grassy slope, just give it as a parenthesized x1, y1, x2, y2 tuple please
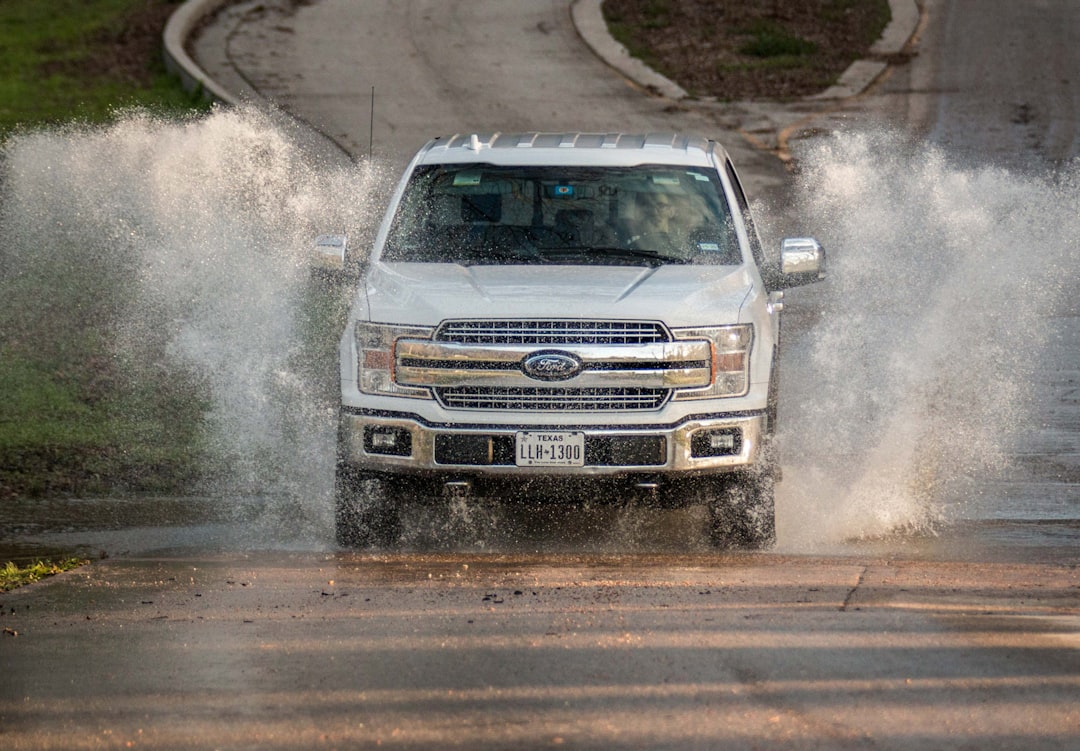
(0, 0, 209, 498)
(0, 0, 201, 134)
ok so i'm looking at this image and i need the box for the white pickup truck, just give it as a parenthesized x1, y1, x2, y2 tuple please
(317, 132, 824, 548)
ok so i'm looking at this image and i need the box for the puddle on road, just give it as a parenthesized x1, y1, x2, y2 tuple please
(6, 493, 1077, 566)
(1, 113, 1076, 560)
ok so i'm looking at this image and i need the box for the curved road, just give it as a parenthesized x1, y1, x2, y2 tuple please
(2, 1, 1079, 749)
(194, 0, 790, 192)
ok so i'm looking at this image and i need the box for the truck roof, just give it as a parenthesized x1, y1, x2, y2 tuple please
(416, 132, 726, 168)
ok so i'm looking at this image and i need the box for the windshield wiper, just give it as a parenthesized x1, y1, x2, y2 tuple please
(538, 246, 690, 266)
(457, 245, 551, 266)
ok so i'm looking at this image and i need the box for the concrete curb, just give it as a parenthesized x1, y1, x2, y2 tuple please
(811, 0, 920, 99)
(570, 0, 920, 102)
(570, 0, 687, 100)
(162, 0, 239, 106)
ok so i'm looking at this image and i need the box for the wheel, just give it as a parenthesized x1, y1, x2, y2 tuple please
(335, 465, 403, 548)
(765, 364, 779, 438)
(706, 440, 777, 548)
(706, 471, 776, 548)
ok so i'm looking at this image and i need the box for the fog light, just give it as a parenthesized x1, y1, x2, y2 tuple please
(691, 428, 742, 458)
(363, 426, 412, 457)
(710, 433, 736, 451)
(371, 432, 396, 449)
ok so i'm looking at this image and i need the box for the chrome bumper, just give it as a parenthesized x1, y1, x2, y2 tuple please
(338, 410, 766, 476)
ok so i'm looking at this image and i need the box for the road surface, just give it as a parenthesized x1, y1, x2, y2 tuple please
(3, 551, 1079, 749)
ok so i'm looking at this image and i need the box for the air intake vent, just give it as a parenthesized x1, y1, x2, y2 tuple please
(435, 320, 669, 346)
(434, 386, 669, 412)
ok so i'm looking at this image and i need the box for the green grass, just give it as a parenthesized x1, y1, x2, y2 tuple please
(0, 0, 206, 136)
(0, 350, 211, 497)
(0, 0, 212, 497)
(1, 558, 89, 591)
(0, 249, 212, 496)
(738, 20, 818, 59)
(637, 0, 673, 29)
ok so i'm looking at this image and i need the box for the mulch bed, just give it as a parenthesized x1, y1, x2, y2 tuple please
(602, 0, 891, 100)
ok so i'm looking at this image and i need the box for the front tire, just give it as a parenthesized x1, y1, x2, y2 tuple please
(335, 466, 403, 549)
(707, 470, 776, 548)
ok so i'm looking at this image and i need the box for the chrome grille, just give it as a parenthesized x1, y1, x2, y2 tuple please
(435, 320, 669, 345)
(435, 387, 669, 412)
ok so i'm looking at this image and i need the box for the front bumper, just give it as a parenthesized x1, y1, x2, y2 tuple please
(338, 409, 766, 476)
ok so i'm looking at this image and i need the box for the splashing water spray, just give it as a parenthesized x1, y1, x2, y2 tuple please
(774, 130, 1074, 550)
(1, 114, 1073, 552)
(1, 107, 391, 546)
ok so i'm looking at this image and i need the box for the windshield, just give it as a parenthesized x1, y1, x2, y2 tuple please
(381, 163, 742, 267)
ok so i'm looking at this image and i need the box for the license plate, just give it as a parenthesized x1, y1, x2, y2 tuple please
(515, 431, 585, 467)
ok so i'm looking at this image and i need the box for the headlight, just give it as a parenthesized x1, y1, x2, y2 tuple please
(354, 322, 434, 398)
(671, 324, 752, 399)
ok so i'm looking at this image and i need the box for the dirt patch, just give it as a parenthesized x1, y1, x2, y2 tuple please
(38, 1, 178, 84)
(602, 0, 891, 100)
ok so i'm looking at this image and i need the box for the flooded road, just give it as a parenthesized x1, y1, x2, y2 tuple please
(3, 491, 1080, 569)
(2, 1, 1079, 748)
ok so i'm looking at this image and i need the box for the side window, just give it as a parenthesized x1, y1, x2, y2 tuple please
(725, 160, 765, 268)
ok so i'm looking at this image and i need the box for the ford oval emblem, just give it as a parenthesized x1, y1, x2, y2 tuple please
(521, 351, 583, 382)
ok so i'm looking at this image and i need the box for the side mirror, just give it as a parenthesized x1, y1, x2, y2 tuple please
(774, 237, 825, 289)
(312, 234, 348, 273)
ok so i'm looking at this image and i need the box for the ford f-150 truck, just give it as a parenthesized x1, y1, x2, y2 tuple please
(316, 132, 824, 548)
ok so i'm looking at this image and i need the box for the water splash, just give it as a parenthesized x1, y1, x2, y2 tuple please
(775, 129, 1075, 550)
(2, 115, 1073, 553)
(1, 106, 391, 545)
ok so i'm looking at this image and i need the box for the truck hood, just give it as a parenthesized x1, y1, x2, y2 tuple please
(362, 262, 755, 328)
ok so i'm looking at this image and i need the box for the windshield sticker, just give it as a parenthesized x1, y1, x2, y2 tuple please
(452, 172, 483, 187)
(698, 242, 722, 252)
(651, 175, 680, 186)
(554, 184, 574, 197)
(691, 172, 710, 181)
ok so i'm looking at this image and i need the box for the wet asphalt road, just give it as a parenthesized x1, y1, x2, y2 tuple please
(2, 1, 1079, 748)
(3, 551, 1079, 749)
